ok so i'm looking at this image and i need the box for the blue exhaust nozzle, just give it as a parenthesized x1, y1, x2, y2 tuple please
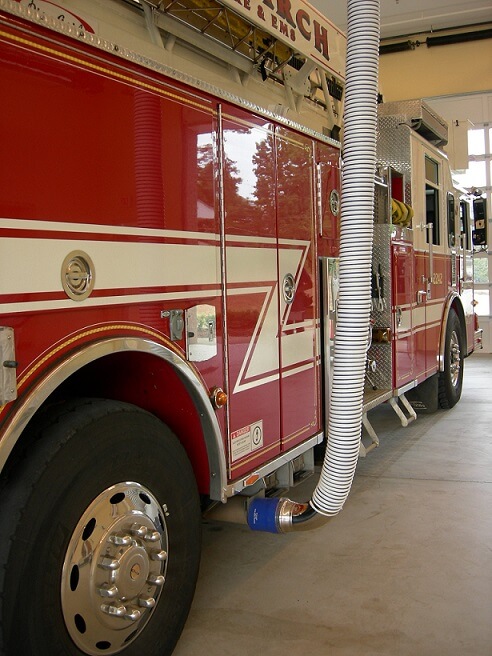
(247, 497, 282, 533)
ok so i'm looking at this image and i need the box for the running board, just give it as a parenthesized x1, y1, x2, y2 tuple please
(360, 393, 417, 458)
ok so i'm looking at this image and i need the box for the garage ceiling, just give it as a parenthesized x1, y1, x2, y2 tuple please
(310, 0, 492, 39)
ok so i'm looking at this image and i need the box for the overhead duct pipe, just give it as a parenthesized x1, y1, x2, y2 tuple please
(427, 28, 492, 47)
(246, 0, 380, 533)
(379, 26, 492, 55)
(380, 40, 418, 55)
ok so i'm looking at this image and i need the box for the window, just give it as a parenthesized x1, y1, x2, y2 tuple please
(425, 156, 440, 245)
(454, 161, 487, 189)
(469, 128, 485, 155)
(474, 258, 489, 315)
(447, 192, 456, 247)
(459, 199, 471, 250)
(459, 124, 491, 318)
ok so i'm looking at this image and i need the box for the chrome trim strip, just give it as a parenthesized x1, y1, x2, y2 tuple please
(396, 379, 419, 396)
(438, 292, 464, 371)
(217, 103, 232, 476)
(0, 337, 228, 501)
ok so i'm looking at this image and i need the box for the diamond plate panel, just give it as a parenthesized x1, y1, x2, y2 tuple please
(366, 343, 392, 391)
(371, 224, 392, 326)
(377, 116, 413, 206)
(378, 99, 448, 146)
(367, 224, 393, 390)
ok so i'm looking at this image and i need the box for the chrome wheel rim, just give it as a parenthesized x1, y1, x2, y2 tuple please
(449, 330, 461, 388)
(61, 482, 168, 655)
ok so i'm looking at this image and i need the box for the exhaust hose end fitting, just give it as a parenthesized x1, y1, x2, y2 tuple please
(247, 497, 283, 533)
(247, 498, 330, 533)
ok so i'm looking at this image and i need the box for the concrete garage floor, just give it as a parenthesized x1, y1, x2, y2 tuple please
(174, 353, 492, 656)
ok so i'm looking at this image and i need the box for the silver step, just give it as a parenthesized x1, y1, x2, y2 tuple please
(360, 392, 417, 457)
(389, 393, 417, 427)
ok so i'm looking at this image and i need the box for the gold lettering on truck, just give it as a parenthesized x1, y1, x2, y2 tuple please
(432, 273, 443, 285)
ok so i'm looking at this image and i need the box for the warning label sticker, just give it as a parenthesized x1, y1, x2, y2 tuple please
(231, 420, 263, 462)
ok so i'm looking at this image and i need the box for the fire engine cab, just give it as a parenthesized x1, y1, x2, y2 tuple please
(0, 0, 484, 655)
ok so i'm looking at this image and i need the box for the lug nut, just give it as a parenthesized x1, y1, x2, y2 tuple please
(147, 574, 165, 586)
(98, 584, 119, 598)
(124, 607, 142, 621)
(130, 524, 148, 537)
(100, 557, 120, 570)
(150, 550, 167, 562)
(109, 533, 132, 546)
(101, 603, 126, 617)
(138, 596, 156, 608)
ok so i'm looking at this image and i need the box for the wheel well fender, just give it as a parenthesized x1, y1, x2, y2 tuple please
(438, 294, 466, 372)
(0, 338, 227, 501)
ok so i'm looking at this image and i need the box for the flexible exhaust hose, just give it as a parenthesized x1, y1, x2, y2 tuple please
(310, 0, 380, 517)
(248, 0, 380, 532)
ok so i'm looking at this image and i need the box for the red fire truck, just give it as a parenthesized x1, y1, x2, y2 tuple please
(0, 0, 484, 655)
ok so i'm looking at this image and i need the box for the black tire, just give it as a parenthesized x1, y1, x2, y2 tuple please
(438, 310, 464, 409)
(0, 399, 201, 656)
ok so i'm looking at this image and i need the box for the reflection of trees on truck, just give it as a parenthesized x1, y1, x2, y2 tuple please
(196, 313, 215, 341)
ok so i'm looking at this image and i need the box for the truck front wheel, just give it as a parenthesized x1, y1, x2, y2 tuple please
(438, 310, 464, 409)
(0, 399, 201, 656)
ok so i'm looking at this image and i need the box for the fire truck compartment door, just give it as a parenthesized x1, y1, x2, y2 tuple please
(276, 128, 319, 452)
(221, 114, 319, 477)
(221, 114, 282, 478)
(392, 243, 415, 387)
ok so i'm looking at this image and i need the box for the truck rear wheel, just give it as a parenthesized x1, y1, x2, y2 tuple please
(0, 399, 201, 656)
(438, 310, 464, 409)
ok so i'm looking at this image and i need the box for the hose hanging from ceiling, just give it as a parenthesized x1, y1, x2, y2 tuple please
(246, 0, 380, 532)
(309, 0, 380, 518)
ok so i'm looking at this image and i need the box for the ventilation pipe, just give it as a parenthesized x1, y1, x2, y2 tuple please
(247, 0, 380, 533)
